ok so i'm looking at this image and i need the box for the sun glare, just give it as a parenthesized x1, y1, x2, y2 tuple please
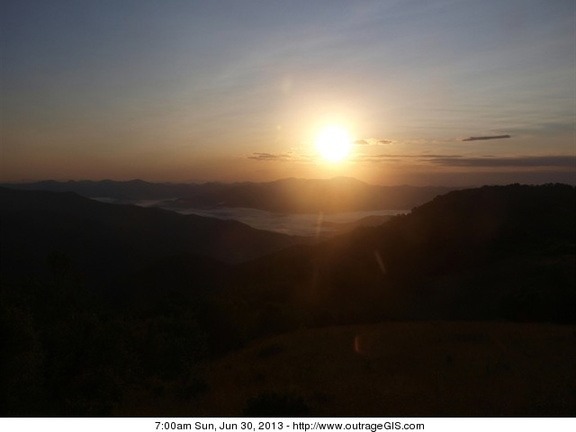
(314, 126, 352, 163)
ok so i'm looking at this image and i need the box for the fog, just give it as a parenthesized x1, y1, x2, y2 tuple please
(151, 203, 407, 236)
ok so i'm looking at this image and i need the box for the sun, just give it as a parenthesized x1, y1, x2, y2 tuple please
(314, 126, 352, 163)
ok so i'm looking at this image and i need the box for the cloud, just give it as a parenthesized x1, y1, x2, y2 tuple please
(350, 153, 576, 169)
(353, 138, 393, 145)
(248, 152, 314, 163)
(353, 154, 402, 163)
(428, 155, 575, 168)
(351, 153, 460, 164)
(462, 134, 511, 142)
(248, 152, 287, 161)
(249, 151, 575, 170)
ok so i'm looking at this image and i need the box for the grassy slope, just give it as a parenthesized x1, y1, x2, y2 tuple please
(120, 321, 576, 416)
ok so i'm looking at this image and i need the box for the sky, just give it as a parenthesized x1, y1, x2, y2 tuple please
(1, 0, 575, 185)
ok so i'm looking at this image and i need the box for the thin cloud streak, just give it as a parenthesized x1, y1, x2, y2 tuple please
(248, 152, 315, 163)
(353, 138, 394, 145)
(353, 154, 462, 163)
(249, 152, 575, 169)
(462, 135, 512, 141)
(428, 155, 575, 168)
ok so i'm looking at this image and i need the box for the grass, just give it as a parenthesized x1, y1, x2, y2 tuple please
(119, 321, 576, 416)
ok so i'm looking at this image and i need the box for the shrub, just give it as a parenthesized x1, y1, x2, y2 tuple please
(242, 391, 310, 416)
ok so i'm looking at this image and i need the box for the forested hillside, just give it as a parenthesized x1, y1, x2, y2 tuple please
(1, 184, 574, 415)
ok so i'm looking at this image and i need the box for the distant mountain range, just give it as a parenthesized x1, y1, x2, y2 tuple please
(2, 182, 574, 321)
(1, 178, 459, 212)
(0, 187, 302, 291)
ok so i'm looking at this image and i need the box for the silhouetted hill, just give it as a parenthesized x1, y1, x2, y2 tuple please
(0, 187, 301, 290)
(321, 215, 394, 233)
(188, 321, 576, 416)
(0, 179, 195, 201)
(2, 183, 574, 416)
(377, 183, 575, 277)
(1, 178, 458, 212)
(225, 184, 575, 337)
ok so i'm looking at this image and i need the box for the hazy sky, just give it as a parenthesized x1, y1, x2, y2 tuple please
(2, 0, 575, 185)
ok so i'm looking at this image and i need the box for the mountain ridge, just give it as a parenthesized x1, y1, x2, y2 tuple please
(225, 183, 576, 337)
(1, 178, 460, 212)
(2, 182, 575, 416)
(0, 187, 303, 290)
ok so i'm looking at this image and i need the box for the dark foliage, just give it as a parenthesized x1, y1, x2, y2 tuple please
(0, 273, 210, 416)
(1, 183, 574, 416)
(242, 392, 310, 417)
